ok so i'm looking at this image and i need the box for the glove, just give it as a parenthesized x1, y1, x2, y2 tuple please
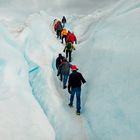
(68, 87, 71, 94)
(83, 80, 86, 84)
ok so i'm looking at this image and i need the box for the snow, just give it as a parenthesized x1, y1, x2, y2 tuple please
(0, 23, 55, 139)
(71, 1, 140, 140)
(0, 0, 140, 140)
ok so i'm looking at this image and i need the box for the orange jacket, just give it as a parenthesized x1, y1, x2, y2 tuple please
(61, 28, 67, 37)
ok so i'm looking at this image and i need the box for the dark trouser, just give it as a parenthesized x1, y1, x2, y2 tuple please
(57, 66, 62, 81)
(66, 50, 72, 62)
(62, 23, 65, 28)
(56, 30, 62, 39)
(70, 87, 81, 112)
(62, 35, 67, 44)
(59, 73, 62, 81)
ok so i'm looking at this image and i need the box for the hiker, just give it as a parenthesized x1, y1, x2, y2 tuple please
(53, 19, 58, 31)
(63, 42, 75, 62)
(56, 53, 65, 81)
(66, 32, 77, 44)
(61, 28, 68, 44)
(54, 20, 59, 31)
(68, 65, 86, 115)
(61, 16, 66, 27)
(55, 21, 63, 39)
(56, 53, 65, 69)
(57, 58, 71, 89)
(66, 30, 71, 43)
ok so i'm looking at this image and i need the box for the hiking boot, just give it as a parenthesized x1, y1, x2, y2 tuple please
(76, 111, 80, 115)
(68, 103, 73, 107)
(63, 85, 67, 89)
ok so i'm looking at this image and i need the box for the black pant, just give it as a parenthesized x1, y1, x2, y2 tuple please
(57, 66, 62, 81)
(62, 35, 67, 44)
(66, 50, 72, 62)
(56, 30, 62, 39)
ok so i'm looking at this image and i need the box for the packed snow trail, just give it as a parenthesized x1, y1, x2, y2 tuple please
(16, 13, 89, 140)
(51, 17, 89, 140)
(1, 0, 140, 139)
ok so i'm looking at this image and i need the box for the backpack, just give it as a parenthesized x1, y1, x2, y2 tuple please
(61, 62, 70, 74)
(66, 42, 71, 50)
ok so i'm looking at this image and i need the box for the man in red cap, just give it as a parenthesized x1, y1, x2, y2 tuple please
(68, 65, 86, 115)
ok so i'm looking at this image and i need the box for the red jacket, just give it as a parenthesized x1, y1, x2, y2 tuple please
(54, 22, 58, 31)
(66, 33, 77, 44)
(54, 21, 61, 31)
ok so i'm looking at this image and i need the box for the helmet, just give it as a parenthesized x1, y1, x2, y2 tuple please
(71, 65, 78, 70)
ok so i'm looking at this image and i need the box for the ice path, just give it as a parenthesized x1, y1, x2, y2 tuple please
(22, 14, 89, 140)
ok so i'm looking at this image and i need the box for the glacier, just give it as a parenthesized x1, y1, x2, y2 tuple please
(0, 0, 140, 140)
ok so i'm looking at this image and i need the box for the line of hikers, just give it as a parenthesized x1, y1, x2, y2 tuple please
(53, 16, 77, 62)
(54, 16, 86, 115)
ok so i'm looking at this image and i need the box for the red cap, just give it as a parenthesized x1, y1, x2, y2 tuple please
(71, 65, 78, 70)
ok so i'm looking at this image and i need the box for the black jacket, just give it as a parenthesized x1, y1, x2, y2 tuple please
(68, 71, 86, 89)
(56, 56, 64, 69)
(62, 16, 66, 23)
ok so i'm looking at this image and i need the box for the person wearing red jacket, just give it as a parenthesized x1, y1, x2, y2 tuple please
(53, 19, 58, 30)
(66, 32, 77, 44)
(66, 30, 71, 43)
(54, 21, 59, 31)
(54, 21, 63, 39)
